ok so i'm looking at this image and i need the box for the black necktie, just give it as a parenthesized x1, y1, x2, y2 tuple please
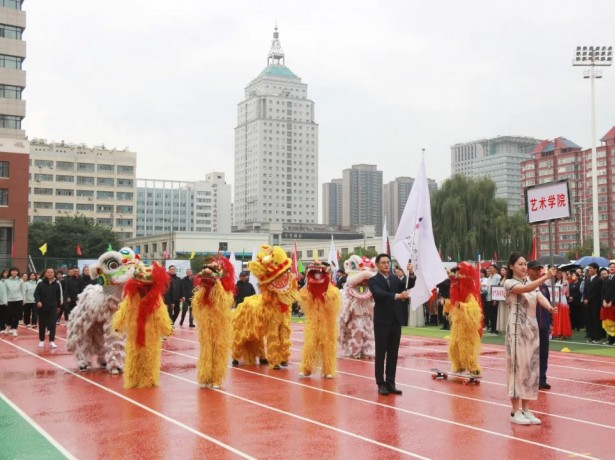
(385, 275, 390, 288)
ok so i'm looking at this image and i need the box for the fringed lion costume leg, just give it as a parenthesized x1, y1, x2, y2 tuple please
(231, 295, 270, 365)
(192, 258, 235, 388)
(112, 262, 172, 389)
(299, 262, 341, 377)
(445, 262, 483, 375)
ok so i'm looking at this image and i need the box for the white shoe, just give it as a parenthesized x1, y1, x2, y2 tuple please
(0, 329, 6, 335)
(46, 330, 49, 336)
(211, 384, 220, 389)
(49, 342, 58, 349)
(522, 410, 541, 425)
(11, 329, 17, 337)
(26, 325, 31, 329)
(324, 374, 334, 379)
(511, 410, 531, 425)
(38, 341, 44, 347)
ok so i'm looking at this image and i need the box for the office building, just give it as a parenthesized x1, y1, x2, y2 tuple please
(451, 136, 539, 214)
(136, 172, 232, 237)
(383, 176, 438, 235)
(322, 178, 342, 226)
(234, 26, 318, 229)
(520, 128, 615, 256)
(342, 164, 383, 233)
(28, 140, 137, 240)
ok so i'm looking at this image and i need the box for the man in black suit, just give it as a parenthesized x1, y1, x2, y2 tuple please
(369, 254, 414, 396)
(583, 262, 603, 343)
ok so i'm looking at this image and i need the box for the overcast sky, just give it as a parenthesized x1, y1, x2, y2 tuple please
(24, 0, 615, 188)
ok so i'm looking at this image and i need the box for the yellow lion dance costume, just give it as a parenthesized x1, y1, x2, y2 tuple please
(112, 262, 172, 388)
(299, 261, 341, 378)
(192, 257, 235, 389)
(443, 262, 483, 375)
(232, 245, 300, 369)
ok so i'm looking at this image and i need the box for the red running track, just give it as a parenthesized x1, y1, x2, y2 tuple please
(0, 323, 614, 459)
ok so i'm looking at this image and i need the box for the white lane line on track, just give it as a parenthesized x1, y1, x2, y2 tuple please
(0, 391, 78, 460)
(159, 369, 429, 460)
(166, 330, 615, 403)
(0, 338, 255, 460)
(160, 348, 600, 459)
(288, 334, 615, 389)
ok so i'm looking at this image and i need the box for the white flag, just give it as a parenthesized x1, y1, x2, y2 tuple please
(393, 155, 447, 310)
(248, 245, 260, 294)
(229, 252, 242, 283)
(327, 235, 339, 277)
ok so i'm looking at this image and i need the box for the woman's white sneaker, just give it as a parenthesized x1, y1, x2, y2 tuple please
(511, 410, 531, 425)
(38, 341, 44, 347)
(49, 342, 58, 349)
(522, 410, 541, 425)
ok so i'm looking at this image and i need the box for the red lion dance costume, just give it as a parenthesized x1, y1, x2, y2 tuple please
(298, 261, 341, 378)
(232, 245, 300, 369)
(112, 262, 172, 388)
(443, 262, 483, 375)
(192, 257, 235, 389)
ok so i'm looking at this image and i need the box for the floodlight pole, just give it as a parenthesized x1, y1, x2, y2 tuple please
(589, 64, 600, 257)
(573, 45, 613, 257)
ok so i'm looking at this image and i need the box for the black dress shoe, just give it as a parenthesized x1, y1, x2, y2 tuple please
(273, 364, 281, 370)
(378, 384, 390, 395)
(189, 323, 195, 328)
(539, 383, 551, 390)
(231, 359, 239, 367)
(259, 358, 269, 365)
(387, 384, 402, 395)
(280, 361, 288, 367)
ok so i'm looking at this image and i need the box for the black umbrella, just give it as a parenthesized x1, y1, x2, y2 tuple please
(536, 254, 569, 265)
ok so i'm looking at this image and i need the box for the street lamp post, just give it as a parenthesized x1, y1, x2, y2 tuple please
(573, 45, 612, 257)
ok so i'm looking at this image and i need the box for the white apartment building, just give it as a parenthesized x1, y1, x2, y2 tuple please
(234, 26, 318, 229)
(28, 140, 137, 239)
(135, 172, 232, 237)
(450, 136, 539, 214)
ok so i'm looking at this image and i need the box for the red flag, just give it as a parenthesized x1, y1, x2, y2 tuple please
(10, 242, 14, 258)
(76, 244, 82, 256)
(531, 233, 538, 260)
(163, 248, 169, 259)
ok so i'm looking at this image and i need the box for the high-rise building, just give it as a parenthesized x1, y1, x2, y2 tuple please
(520, 129, 615, 256)
(28, 140, 137, 240)
(322, 178, 342, 226)
(342, 164, 383, 233)
(234, 26, 318, 229)
(383, 176, 438, 235)
(0, 0, 27, 269)
(136, 172, 232, 237)
(451, 136, 539, 214)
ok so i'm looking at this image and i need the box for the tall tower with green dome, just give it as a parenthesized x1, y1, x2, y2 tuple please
(234, 25, 318, 228)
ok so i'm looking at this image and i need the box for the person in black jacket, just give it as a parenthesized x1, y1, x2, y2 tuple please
(583, 262, 604, 343)
(235, 271, 256, 307)
(568, 272, 584, 331)
(368, 254, 413, 396)
(164, 265, 184, 325)
(179, 269, 195, 327)
(64, 267, 80, 321)
(34, 268, 62, 348)
(77, 266, 98, 294)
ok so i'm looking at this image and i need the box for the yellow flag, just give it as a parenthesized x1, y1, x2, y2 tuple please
(189, 250, 195, 260)
(39, 243, 48, 255)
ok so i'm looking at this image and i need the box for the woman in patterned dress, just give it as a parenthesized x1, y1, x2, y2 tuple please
(504, 252, 556, 425)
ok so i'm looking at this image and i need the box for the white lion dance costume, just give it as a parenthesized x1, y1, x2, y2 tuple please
(112, 262, 173, 389)
(299, 261, 341, 378)
(444, 262, 483, 375)
(66, 247, 137, 373)
(232, 245, 300, 369)
(192, 257, 235, 389)
(339, 255, 377, 359)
